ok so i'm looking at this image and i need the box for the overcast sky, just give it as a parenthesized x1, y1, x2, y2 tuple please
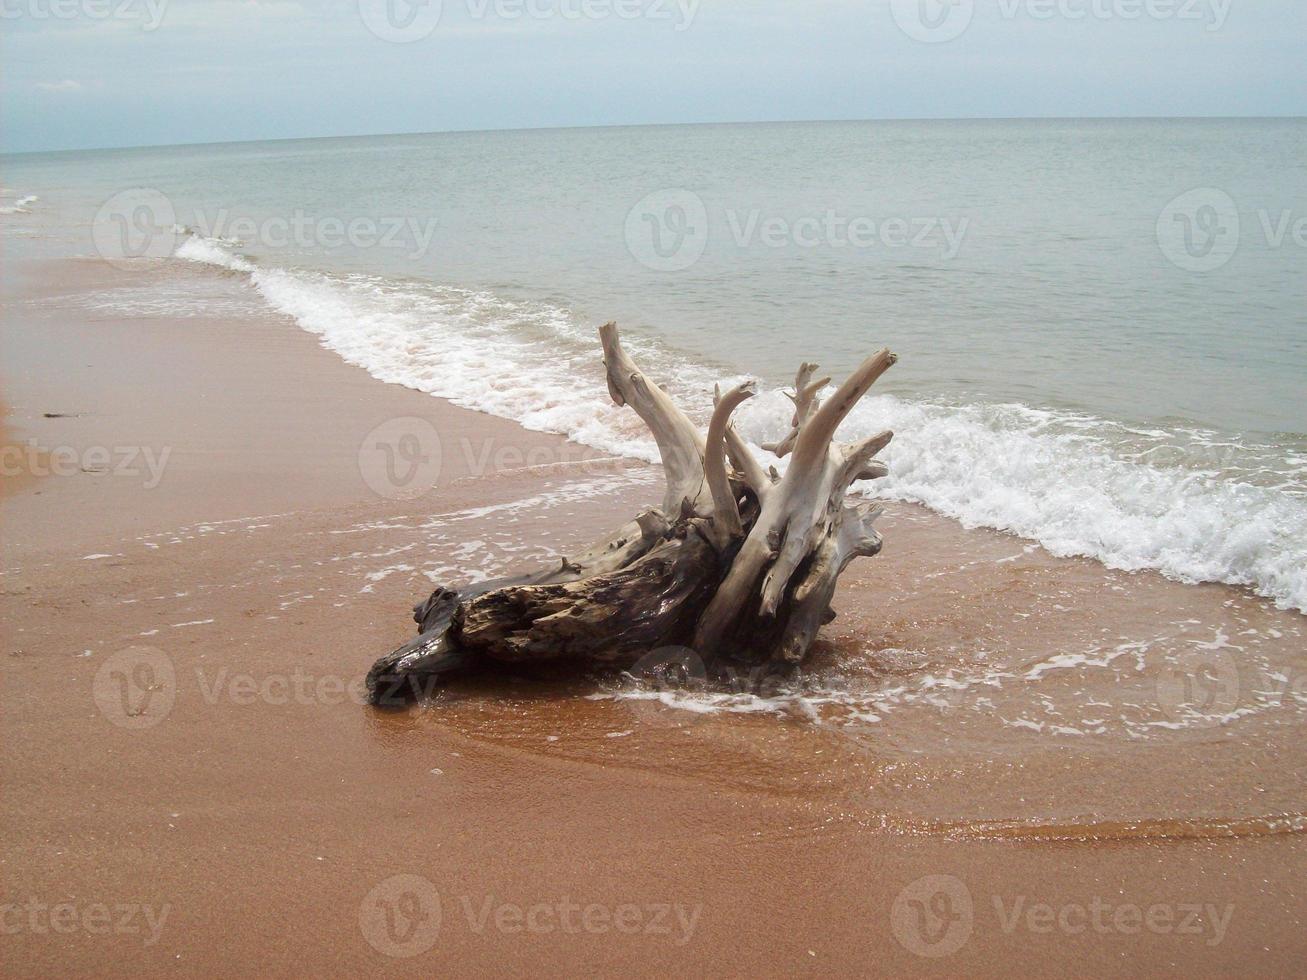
(3, 0, 1304, 153)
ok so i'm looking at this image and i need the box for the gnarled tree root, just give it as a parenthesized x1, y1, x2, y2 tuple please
(366, 322, 895, 706)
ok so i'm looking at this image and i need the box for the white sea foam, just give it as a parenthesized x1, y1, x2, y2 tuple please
(824, 396, 1307, 613)
(592, 632, 1302, 738)
(0, 194, 38, 214)
(173, 235, 1307, 613)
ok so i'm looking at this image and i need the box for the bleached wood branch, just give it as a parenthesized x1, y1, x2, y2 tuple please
(705, 381, 757, 546)
(761, 362, 829, 458)
(599, 321, 707, 517)
(694, 350, 897, 653)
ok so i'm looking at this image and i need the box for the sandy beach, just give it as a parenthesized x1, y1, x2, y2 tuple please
(2, 249, 1304, 977)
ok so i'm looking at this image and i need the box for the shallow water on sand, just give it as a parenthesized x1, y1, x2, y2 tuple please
(319, 470, 1307, 845)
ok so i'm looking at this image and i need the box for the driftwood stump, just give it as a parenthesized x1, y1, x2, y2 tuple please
(367, 322, 896, 706)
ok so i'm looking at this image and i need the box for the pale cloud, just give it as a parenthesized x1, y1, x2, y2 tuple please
(33, 79, 86, 92)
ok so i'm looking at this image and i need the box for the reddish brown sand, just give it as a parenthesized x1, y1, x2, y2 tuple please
(2, 258, 1304, 977)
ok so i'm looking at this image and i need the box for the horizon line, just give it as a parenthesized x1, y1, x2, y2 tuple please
(5, 112, 1304, 157)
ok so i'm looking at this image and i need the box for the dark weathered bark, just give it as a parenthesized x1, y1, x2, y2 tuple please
(366, 323, 896, 706)
(456, 527, 720, 663)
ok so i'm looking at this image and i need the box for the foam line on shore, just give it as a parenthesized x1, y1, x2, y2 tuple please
(172, 234, 1307, 613)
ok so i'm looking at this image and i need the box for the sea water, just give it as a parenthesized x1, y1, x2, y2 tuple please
(3, 118, 1304, 609)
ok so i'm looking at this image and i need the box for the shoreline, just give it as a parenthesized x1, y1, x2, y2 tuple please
(3, 253, 1305, 975)
(0, 256, 615, 563)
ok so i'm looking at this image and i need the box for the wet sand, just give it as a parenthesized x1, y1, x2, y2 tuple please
(2, 257, 1305, 977)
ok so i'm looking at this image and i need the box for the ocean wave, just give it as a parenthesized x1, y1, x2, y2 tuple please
(173, 234, 1307, 613)
(589, 630, 1300, 740)
(824, 397, 1307, 612)
(0, 194, 38, 215)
